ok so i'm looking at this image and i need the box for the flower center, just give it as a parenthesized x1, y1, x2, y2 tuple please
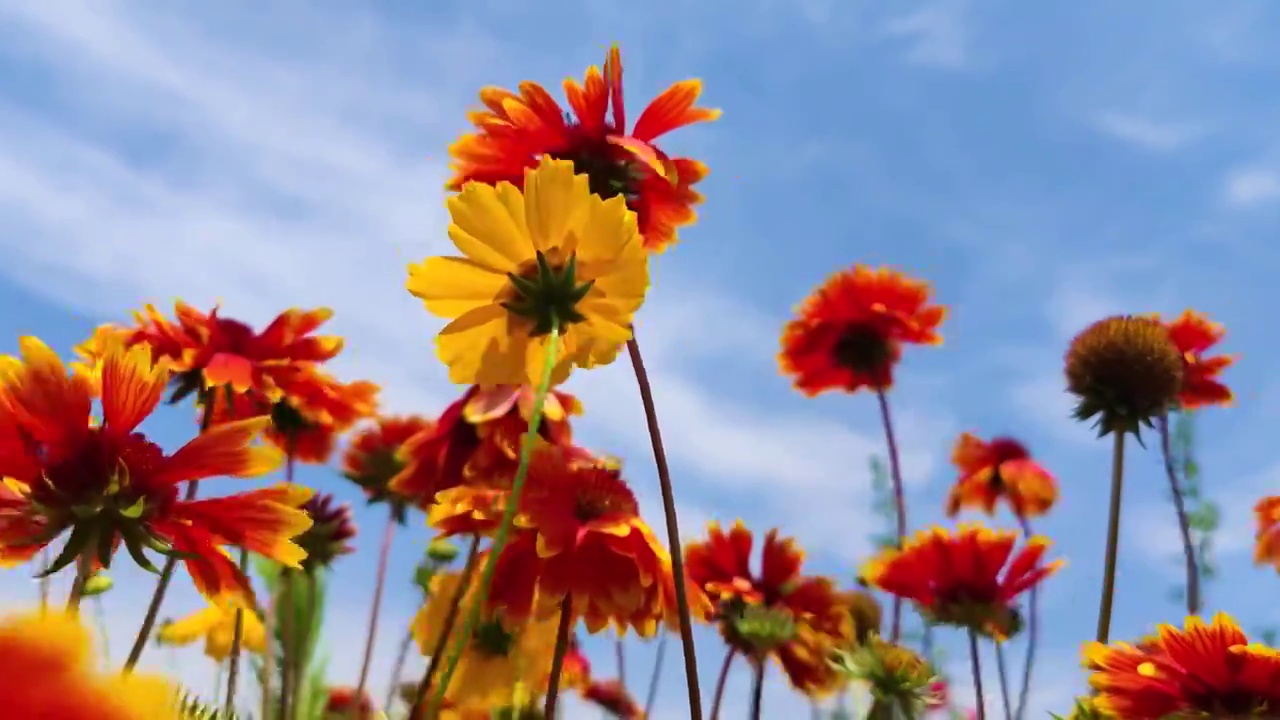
(502, 250, 595, 336)
(37, 430, 167, 509)
(833, 324, 894, 373)
(556, 125, 643, 202)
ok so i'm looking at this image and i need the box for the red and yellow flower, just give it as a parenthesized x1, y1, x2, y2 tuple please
(1083, 612, 1280, 719)
(1253, 496, 1280, 572)
(779, 265, 946, 396)
(946, 433, 1058, 519)
(447, 45, 719, 253)
(0, 610, 177, 720)
(0, 336, 312, 601)
(1163, 309, 1234, 409)
(389, 384, 579, 507)
(156, 599, 267, 661)
(488, 446, 708, 636)
(685, 521, 853, 696)
(861, 524, 1061, 640)
(342, 414, 433, 522)
(583, 680, 644, 719)
(323, 686, 379, 720)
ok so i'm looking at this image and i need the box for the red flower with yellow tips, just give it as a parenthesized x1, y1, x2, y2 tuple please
(685, 521, 853, 696)
(447, 45, 720, 253)
(946, 433, 1058, 519)
(1083, 612, 1280, 719)
(862, 524, 1061, 640)
(0, 336, 312, 601)
(342, 414, 433, 522)
(389, 384, 579, 506)
(583, 680, 644, 719)
(1252, 496, 1280, 572)
(1163, 309, 1235, 409)
(780, 265, 946, 396)
(488, 446, 706, 636)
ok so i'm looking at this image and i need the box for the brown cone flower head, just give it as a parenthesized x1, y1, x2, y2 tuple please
(1064, 315, 1183, 439)
(297, 493, 357, 572)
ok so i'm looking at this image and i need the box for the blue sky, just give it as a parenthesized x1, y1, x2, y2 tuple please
(2, 0, 1280, 717)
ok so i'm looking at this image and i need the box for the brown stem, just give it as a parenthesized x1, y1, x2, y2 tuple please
(1013, 516, 1038, 720)
(709, 647, 736, 720)
(969, 629, 986, 720)
(615, 636, 627, 692)
(874, 389, 909, 642)
(642, 633, 667, 718)
(353, 508, 397, 718)
(386, 627, 415, 714)
(543, 596, 575, 719)
(1159, 414, 1201, 615)
(65, 552, 92, 615)
(409, 535, 481, 718)
(38, 547, 50, 611)
(994, 642, 1013, 720)
(124, 399, 216, 670)
(1095, 431, 1126, 643)
(262, 582, 277, 720)
(224, 547, 250, 715)
(626, 336, 703, 717)
(748, 660, 765, 720)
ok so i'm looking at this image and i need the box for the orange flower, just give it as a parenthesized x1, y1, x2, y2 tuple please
(1164, 309, 1235, 409)
(1253, 496, 1280, 571)
(1083, 612, 1280, 719)
(0, 337, 312, 601)
(339, 415, 432, 524)
(583, 680, 644, 719)
(562, 634, 592, 691)
(70, 324, 134, 396)
(427, 484, 508, 538)
(779, 265, 946, 396)
(685, 521, 852, 696)
(446, 45, 719, 253)
(0, 610, 177, 719)
(488, 446, 704, 636)
(324, 686, 378, 719)
(946, 433, 1058, 519)
(861, 524, 1061, 640)
(389, 385, 579, 506)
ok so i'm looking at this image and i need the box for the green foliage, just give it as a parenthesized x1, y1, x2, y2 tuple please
(177, 691, 239, 720)
(252, 555, 333, 720)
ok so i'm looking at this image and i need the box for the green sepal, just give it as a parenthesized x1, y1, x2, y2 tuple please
(94, 524, 116, 570)
(37, 521, 98, 578)
(118, 523, 163, 574)
(118, 496, 148, 520)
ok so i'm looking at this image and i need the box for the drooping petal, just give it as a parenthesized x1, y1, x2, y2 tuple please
(171, 483, 314, 569)
(154, 417, 282, 485)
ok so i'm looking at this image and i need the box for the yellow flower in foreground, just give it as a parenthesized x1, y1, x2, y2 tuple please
(157, 600, 267, 661)
(407, 156, 650, 387)
(0, 609, 177, 719)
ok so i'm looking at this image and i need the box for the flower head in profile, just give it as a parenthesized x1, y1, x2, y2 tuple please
(1083, 612, 1280, 719)
(1252, 496, 1280, 572)
(582, 680, 644, 719)
(323, 686, 379, 720)
(447, 45, 720, 253)
(296, 493, 357, 572)
(779, 265, 946, 396)
(946, 433, 1058, 519)
(0, 609, 177, 719)
(1163, 309, 1235, 409)
(390, 384, 580, 509)
(1065, 315, 1183, 439)
(561, 634, 592, 692)
(407, 156, 650, 387)
(832, 635, 939, 720)
(157, 599, 267, 661)
(412, 570, 559, 708)
(488, 446, 706, 636)
(342, 414, 434, 523)
(0, 336, 312, 601)
(861, 524, 1062, 641)
(684, 521, 853, 696)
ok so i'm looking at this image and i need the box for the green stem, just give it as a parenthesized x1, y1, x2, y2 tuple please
(1159, 414, 1201, 615)
(748, 660, 765, 720)
(1095, 431, 1126, 643)
(224, 546, 250, 716)
(421, 317, 563, 717)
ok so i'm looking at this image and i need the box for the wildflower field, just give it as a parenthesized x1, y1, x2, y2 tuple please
(2, 4, 1279, 720)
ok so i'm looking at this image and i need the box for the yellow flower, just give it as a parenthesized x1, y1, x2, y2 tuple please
(0, 609, 178, 719)
(407, 156, 650, 387)
(412, 571, 559, 707)
(157, 600, 267, 661)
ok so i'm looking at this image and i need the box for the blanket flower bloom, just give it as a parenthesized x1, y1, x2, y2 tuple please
(779, 265, 946, 396)
(946, 433, 1058, 519)
(1252, 496, 1280, 572)
(157, 599, 267, 660)
(1163, 309, 1235, 409)
(684, 521, 853, 696)
(861, 524, 1062, 641)
(0, 337, 312, 601)
(1065, 315, 1183, 438)
(0, 609, 177, 719)
(1083, 612, 1280, 719)
(341, 414, 434, 522)
(488, 446, 706, 636)
(407, 156, 650, 387)
(389, 384, 579, 507)
(446, 45, 720, 253)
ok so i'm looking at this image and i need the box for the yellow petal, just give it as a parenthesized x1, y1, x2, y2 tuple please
(436, 305, 518, 386)
(571, 192, 642, 267)
(524, 334, 574, 389)
(406, 256, 508, 319)
(157, 605, 225, 646)
(523, 157, 592, 254)
(446, 182, 534, 273)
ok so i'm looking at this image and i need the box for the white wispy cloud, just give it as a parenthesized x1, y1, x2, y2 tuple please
(1091, 111, 1202, 152)
(882, 1, 971, 70)
(1222, 167, 1280, 208)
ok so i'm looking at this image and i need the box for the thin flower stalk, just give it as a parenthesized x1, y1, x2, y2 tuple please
(644, 633, 668, 718)
(1014, 516, 1038, 720)
(223, 546, 249, 715)
(414, 536, 481, 710)
(627, 335, 704, 716)
(1159, 413, 1200, 615)
(709, 648, 736, 720)
(749, 660, 766, 720)
(875, 388, 908, 642)
(969, 630, 986, 720)
(1095, 432, 1125, 643)
(543, 596, 575, 717)
(995, 643, 1013, 720)
(352, 506, 397, 718)
(616, 637, 627, 691)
